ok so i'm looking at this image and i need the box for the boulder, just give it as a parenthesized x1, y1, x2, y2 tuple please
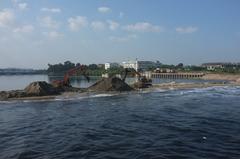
(24, 81, 59, 96)
(0, 91, 8, 100)
(88, 77, 134, 92)
(0, 90, 27, 100)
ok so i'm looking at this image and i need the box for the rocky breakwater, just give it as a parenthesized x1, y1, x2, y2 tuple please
(0, 81, 60, 101)
(88, 77, 134, 92)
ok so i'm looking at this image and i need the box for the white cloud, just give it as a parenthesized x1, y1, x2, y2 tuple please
(91, 21, 105, 31)
(119, 12, 124, 18)
(98, 7, 111, 13)
(0, 9, 15, 27)
(11, 0, 20, 5)
(107, 20, 119, 31)
(41, 8, 61, 13)
(43, 31, 63, 39)
(39, 16, 59, 29)
(13, 25, 34, 33)
(18, 3, 28, 10)
(68, 16, 88, 31)
(123, 22, 163, 33)
(176, 26, 198, 33)
(109, 34, 137, 42)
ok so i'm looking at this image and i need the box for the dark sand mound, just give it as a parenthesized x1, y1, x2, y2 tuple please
(88, 77, 134, 92)
(24, 81, 59, 96)
(0, 78, 133, 101)
(0, 81, 60, 100)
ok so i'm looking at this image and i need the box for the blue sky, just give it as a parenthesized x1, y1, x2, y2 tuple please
(0, 0, 240, 69)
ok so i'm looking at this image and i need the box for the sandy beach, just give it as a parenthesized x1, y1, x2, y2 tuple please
(201, 73, 240, 83)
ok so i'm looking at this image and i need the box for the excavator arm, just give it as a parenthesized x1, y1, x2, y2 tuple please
(122, 68, 141, 82)
(121, 68, 152, 88)
(63, 65, 90, 86)
(52, 65, 90, 88)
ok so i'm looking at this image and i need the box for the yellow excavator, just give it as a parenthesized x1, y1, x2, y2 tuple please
(121, 68, 152, 88)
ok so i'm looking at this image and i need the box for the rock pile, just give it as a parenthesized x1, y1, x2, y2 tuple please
(0, 90, 26, 100)
(88, 77, 134, 92)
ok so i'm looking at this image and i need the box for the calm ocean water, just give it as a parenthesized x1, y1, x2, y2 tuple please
(0, 75, 240, 159)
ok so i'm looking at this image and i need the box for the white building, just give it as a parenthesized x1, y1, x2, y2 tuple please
(122, 61, 138, 71)
(104, 62, 120, 70)
(122, 60, 156, 71)
(202, 63, 226, 70)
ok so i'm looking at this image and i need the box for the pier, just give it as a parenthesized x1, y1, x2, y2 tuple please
(144, 72, 205, 79)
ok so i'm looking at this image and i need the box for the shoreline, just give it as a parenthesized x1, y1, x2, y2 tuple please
(1, 73, 240, 102)
(2, 82, 240, 102)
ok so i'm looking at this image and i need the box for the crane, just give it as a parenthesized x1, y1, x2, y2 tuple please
(52, 65, 90, 88)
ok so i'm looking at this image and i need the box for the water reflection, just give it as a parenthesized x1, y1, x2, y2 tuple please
(0, 74, 226, 91)
(48, 76, 100, 88)
(0, 75, 101, 91)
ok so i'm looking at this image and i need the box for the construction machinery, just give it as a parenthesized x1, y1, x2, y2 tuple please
(52, 65, 90, 88)
(121, 68, 152, 88)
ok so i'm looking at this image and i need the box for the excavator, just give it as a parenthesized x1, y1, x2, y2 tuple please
(51, 65, 90, 88)
(121, 68, 152, 88)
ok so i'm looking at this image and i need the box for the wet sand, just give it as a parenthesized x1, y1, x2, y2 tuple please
(151, 82, 240, 90)
(6, 95, 57, 101)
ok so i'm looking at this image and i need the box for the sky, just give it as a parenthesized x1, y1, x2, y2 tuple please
(0, 0, 240, 69)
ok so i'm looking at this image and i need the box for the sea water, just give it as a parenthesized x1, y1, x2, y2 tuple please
(0, 75, 239, 159)
(0, 87, 240, 158)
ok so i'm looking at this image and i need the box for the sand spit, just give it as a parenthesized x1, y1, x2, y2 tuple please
(202, 73, 240, 83)
(152, 82, 240, 90)
(1, 82, 240, 102)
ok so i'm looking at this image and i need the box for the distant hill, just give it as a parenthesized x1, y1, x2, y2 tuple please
(0, 68, 46, 75)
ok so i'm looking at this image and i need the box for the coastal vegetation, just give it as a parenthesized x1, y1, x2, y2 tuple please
(46, 61, 240, 76)
(0, 68, 46, 75)
(1, 61, 240, 76)
(47, 61, 124, 76)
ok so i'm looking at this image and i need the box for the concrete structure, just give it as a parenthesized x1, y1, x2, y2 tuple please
(105, 62, 120, 70)
(151, 72, 205, 79)
(122, 60, 157, 71)
(154, 68, 176, 73)
(141, 71, 152, 79)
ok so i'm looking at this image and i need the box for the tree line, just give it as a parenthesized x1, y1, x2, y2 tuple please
(47, 61, 125, 76)
(47, 61, 240, 76)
